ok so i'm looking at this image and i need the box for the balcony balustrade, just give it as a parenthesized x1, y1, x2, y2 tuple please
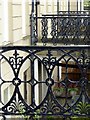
(31, 11, 90, 45)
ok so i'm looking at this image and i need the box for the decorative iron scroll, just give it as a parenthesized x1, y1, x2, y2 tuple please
(31, 11, 90, 45)
(0, 46, 90, 119)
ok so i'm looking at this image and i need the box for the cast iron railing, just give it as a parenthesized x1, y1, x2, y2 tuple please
(0, 46, 90, 119)
(58, 11, 90, 15)
(30, 11, 90, 45)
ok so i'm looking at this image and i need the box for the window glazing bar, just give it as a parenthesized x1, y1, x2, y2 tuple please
(68, 0, 70, 13)
(77, 0, 79, 12)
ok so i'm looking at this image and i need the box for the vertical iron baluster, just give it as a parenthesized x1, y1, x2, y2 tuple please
(30, 14, 38, 45)
(51, 17, 58, 45)
(31, 57, 36, 107)
(41, 17, 48, 45)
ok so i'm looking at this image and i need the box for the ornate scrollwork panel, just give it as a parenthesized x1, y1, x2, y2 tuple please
(0, 46, 90, 118)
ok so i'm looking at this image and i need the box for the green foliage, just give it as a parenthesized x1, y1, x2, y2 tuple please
(84, 0, 90, 10)
(43, 116, 63, 120)
(18, 106, 29, 120)
(72, 117, 90, 120)
(68, 88, 78, 92)
(74, 101, 90, 115)
(18, 106, 41, 120)
(53, 87, 78, 95)
(33, 110, 42, 120)
(53, 87, 64, 92)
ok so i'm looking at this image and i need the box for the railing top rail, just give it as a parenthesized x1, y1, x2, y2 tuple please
(42, 14, 90, 17)
(41, 11, 90, 16)
(31, 15, 90, 20)
(58, 11, 90, 12)
(33, 16, 90, 19)
(42, 14, 90, 16)
(0, 45, 90, 50)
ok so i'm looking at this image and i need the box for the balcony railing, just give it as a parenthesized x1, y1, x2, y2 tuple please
(0, 46, 90, 119)
(30, 11, 90, 45)
(58, 11, 90, 16)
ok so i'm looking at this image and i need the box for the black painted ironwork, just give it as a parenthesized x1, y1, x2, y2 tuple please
(0, 46, 90, 119)
(30, 11, 90, 45)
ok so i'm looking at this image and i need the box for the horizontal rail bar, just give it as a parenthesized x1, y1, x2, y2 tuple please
(1, 45, 90, 50)
(31, 16, 90, 19)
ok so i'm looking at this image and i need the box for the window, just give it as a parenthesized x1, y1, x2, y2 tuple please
(61, 61, 81, 81)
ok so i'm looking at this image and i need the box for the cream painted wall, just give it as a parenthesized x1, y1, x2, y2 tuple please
(1, 1, 13, 45)
(12, 3, 22, 42)
(22, 0, 29, 37)
(0, 3, 2, 37)
(0, 0, 30, 46)
(0, 2, 2, 45)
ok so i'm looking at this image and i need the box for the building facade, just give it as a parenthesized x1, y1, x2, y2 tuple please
(0, 0, 90, 119)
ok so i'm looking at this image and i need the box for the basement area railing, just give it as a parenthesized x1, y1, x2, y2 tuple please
(0, 46, 90, 119)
